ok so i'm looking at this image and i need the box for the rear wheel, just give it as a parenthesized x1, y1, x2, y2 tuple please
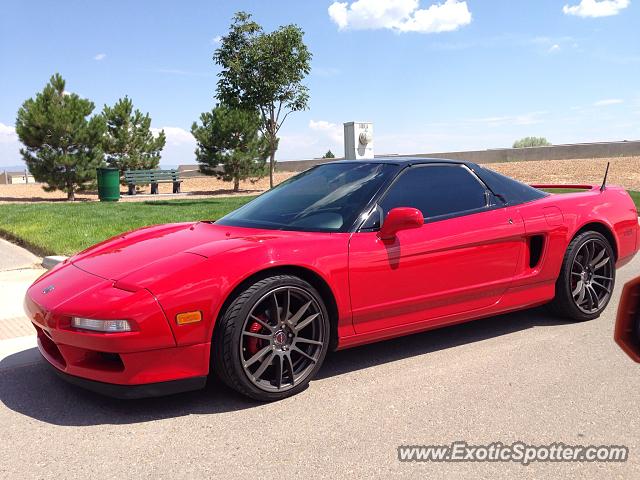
(213, 275, 330, 401)
(549, 231, 615, 321)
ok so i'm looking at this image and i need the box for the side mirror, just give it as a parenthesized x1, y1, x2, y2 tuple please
(378, 207, 424, 241)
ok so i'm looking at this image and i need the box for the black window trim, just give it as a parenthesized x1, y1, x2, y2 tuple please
(354, 163, 504, 233)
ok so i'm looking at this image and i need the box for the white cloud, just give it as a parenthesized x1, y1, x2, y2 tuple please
(328, 0, 472, 33)
(152, 126, 195, 146)
(530, 36, 579, 53)
(0, 122, 17, 144)
(563, 0, 630, 18)
(593, 98, 624, 106)
(150, 126, 197, 166)
(211, 35, 222, 45)
(94, 53, 106, 61)
(0, 122, 22, 167)
(278, 121, 344, 160)
(309, 120, 344, 144)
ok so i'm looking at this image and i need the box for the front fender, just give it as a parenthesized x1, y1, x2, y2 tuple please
(143, 234, 351, 347)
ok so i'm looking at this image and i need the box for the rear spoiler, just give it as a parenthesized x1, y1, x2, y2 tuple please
(532, 163, 611, 193)
(530, 184, 600, 191)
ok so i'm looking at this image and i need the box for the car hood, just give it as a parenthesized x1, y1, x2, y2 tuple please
(71, 222, 285, 282)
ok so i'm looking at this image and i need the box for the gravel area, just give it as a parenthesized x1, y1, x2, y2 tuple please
(1, 157, 638, 203)
(0, 172, 294, 203)
(487, 156, 640, 190)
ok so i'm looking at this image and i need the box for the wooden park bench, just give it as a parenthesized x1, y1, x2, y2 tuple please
(124, 169, 182, 195)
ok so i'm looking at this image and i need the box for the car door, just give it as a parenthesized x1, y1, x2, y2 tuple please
(348, 164, 525, 334)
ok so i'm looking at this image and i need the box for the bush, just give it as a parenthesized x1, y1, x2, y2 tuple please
(513, 137, 551, 148)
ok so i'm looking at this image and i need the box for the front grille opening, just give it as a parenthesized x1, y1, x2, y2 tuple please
(76, 351, 125, 372)
(529, 235, 544, 268)
(35, 326, 67, 367)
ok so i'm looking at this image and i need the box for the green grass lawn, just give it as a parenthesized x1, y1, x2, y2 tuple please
(0, 196, 255, 256)
(630, 191, 640, 209)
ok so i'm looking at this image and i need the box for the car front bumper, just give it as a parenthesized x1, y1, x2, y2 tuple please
(24, 264, 210, 397)
(49, 365, 207, 399)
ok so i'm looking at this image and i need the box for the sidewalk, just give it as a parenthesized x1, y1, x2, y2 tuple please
(0, 237, 40, 270)
(0, 268, 43, 340)
(0, 239, 43, 365)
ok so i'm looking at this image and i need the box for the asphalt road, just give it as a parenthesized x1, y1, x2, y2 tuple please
(1, 257, 639, 479)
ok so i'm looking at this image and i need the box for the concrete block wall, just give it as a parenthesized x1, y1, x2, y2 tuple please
(273, 140, 640, 172)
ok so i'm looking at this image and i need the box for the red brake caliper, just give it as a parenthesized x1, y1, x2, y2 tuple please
(246, 319, 264, 355)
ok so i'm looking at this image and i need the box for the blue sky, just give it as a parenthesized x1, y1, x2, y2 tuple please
(1, 0, 639, 167)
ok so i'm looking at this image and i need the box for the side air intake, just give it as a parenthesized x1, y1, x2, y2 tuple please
(529, 235, 544, 268)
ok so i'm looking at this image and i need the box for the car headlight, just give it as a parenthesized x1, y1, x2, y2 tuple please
(71, 317, 131, 333)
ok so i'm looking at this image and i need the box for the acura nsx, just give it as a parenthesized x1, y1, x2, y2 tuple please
(24, 158, 639, 400)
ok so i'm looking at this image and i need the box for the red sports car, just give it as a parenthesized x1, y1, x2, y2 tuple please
(24, 158, 639, 401)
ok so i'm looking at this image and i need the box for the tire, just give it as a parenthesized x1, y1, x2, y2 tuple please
(548, 231, 616, 321)
(212, 274, 330, 401)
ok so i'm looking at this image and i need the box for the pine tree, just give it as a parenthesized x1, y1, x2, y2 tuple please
(191, 105, 268, 192)
(322, 150, 335, 159)
(15, 74, 105, 200)
(102, 96, 166, 178)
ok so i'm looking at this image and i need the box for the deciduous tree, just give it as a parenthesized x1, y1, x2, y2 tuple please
(214, 11, 311, 188)
(513, 136, 551, 148)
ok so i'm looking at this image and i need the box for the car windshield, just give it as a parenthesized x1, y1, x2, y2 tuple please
(216, 162, 398, 232)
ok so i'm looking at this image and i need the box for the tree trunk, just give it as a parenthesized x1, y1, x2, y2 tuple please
(66, 177, 75, 201)
(268, 111, 276, 189)
(234, 177, 240, 192)
(269, 148, 276, 189)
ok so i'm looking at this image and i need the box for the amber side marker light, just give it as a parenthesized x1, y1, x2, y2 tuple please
(176, 311, 203, 325)
(614, 276, 640, 363)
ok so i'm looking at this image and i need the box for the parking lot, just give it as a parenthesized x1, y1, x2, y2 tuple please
(0, 256, 637, 479)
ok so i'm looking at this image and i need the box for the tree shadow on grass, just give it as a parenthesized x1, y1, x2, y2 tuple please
(140, 198, 255, 208)
(129, 189, 260, 206)
(0, 306, 568, 426)
(0, 196, 93, 203)
(187, 189, 262, 196)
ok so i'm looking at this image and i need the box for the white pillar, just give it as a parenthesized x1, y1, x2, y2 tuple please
(343, 122, 374, 160)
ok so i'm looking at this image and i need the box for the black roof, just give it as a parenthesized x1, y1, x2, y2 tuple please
(326, 157, 477, 168)
(324, 156, 547, 206)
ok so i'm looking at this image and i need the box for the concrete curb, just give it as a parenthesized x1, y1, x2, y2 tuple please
(42, 256, 68, 270)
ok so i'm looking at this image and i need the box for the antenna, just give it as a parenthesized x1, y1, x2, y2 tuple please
(600, 162, 610, 192)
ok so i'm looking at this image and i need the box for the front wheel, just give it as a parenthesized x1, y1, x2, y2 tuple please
(549, 231, 615, 321)
(213, 274, 330, 401)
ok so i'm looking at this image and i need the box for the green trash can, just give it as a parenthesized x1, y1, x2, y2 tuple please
(96, 167, 120, 202)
